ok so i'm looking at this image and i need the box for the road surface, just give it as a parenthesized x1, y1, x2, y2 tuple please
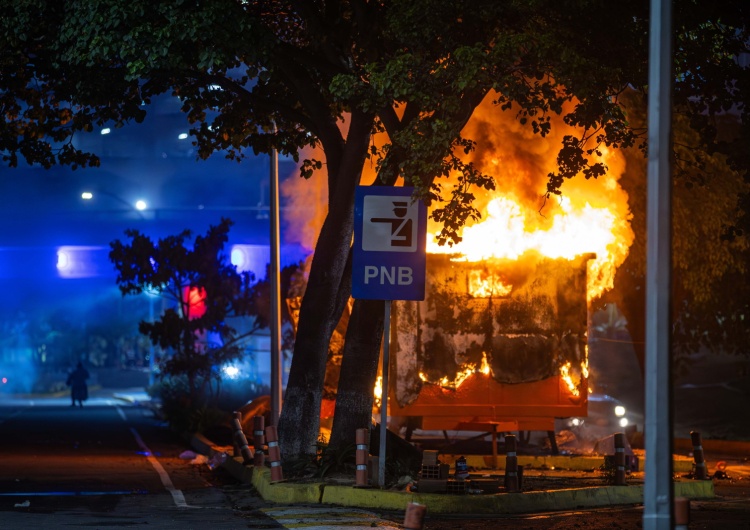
(2, 390, 748, 529)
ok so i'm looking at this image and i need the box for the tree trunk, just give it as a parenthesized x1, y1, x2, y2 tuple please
(328, 298, 384, 451)
(277, 111, 374, 459)
(277, 206, 354, 458)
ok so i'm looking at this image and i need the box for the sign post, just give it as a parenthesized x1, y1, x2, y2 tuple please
(353, 186, 427, 488)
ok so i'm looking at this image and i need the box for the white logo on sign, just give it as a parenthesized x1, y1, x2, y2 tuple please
(362, 196, 418, 252)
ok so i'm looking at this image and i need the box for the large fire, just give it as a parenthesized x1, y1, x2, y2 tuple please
(427, 193, 630, 301)
(281, 91, 634, 408)
(417, 113, 633, 395)
(418, 142, 632, 394)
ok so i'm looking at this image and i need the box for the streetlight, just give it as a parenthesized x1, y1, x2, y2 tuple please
(81, 190, 148, 219)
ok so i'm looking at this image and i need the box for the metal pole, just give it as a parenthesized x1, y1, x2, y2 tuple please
(644, 0, 674, 528)
(379, 300, 392, 488)
(270, 144, 283, 427)
(148, 296, 155, 388)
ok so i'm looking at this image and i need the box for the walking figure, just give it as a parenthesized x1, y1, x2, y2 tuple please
(66, 362, 89, 407)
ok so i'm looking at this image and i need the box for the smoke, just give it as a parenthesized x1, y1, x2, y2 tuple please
(281, 145, 329, 252)
(279, 94, 633, 292)
(0, 315, 37, 394)
(440, 94, 632, 237)
(279, 115, 388, 253)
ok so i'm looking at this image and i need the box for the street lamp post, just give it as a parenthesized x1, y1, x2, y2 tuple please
(269, 144, 283, 427)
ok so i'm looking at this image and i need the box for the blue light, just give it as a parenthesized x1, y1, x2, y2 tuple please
(56, 246, 111, 278)
(230, 244, 269, 275)
(230, 247, 246, 269)
(222, 365, 241, 379)
(56, 249, 71, 271)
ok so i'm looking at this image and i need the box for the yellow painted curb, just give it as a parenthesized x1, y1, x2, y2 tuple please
(451, 453, 694, 473)
(198, 434, 716, 515)
(252, 466, 325, 504)
(250, 463, 713, 514)
(322, 484, 415, 511)
(321, 485, 642, 514)
(319, 481, 713, 515)
(674, 479, 715, 499)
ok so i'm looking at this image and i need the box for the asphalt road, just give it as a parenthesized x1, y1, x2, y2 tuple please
(0, 391, 282, 529)
(2, 390, 749, 529)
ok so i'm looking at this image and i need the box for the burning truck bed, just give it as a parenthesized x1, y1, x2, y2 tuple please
(388, 252, 594, 446)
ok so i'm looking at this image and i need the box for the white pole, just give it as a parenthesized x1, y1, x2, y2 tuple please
(270, 143, 283, 427)
(644, 0, 674, 528)
(148, 296, 155, 388)
(379, 300, 392, 488)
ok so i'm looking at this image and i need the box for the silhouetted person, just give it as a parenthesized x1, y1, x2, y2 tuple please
(66, 362, 89, 407)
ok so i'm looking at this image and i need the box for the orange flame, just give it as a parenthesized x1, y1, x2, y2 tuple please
(560, 358, 589, 397)
(425, 95, 634, 302)
(374, 375, 383, 407)
(428, 192, 632, 300)
(468, 270, 513, 298)
(420, 352, 492, 390)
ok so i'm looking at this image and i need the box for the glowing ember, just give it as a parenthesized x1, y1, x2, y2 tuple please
(419, 352, 492, 390)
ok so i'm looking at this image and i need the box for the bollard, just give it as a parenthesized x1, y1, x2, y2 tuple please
(355, 428, 370, 487)
(691, 431, 708, 480)
(231, 411, 243, 457)
(265, 425, 284, 482)
(504, 434, 519, 492)
(674, 496, 690, 529)
(403, 502, 427, 530)
(614, 432, 626, 485)
(231, 411, 254, 465)
(253, 415, 266, 466)
(232, 418, 241, 458)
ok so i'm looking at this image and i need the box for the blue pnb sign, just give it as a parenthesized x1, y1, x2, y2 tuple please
(352, 186, 427, 301)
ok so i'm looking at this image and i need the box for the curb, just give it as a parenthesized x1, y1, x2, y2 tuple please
(455, 454, 695, 473)
(18, 384, 104, 399)
(190, 434, 715, 515)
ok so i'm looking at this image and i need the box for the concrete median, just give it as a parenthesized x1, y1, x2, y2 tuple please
(191, 433, 715, 515)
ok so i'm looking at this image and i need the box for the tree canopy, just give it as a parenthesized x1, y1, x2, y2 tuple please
(110, 218, 262, 400)
(3, 0, 749, 459)
(601, 92, 750, 374)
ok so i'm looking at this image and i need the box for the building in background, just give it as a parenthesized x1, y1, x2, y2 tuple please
(0, 94, 306, 390)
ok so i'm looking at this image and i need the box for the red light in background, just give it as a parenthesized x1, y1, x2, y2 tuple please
(183, 286, 207, 319)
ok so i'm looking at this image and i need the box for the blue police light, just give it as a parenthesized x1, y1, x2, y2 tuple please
(230, 244, 270, 276)
(56, 249, 71, 271)
(56, 246, 111, 278)
(230, 246, 247, 270)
